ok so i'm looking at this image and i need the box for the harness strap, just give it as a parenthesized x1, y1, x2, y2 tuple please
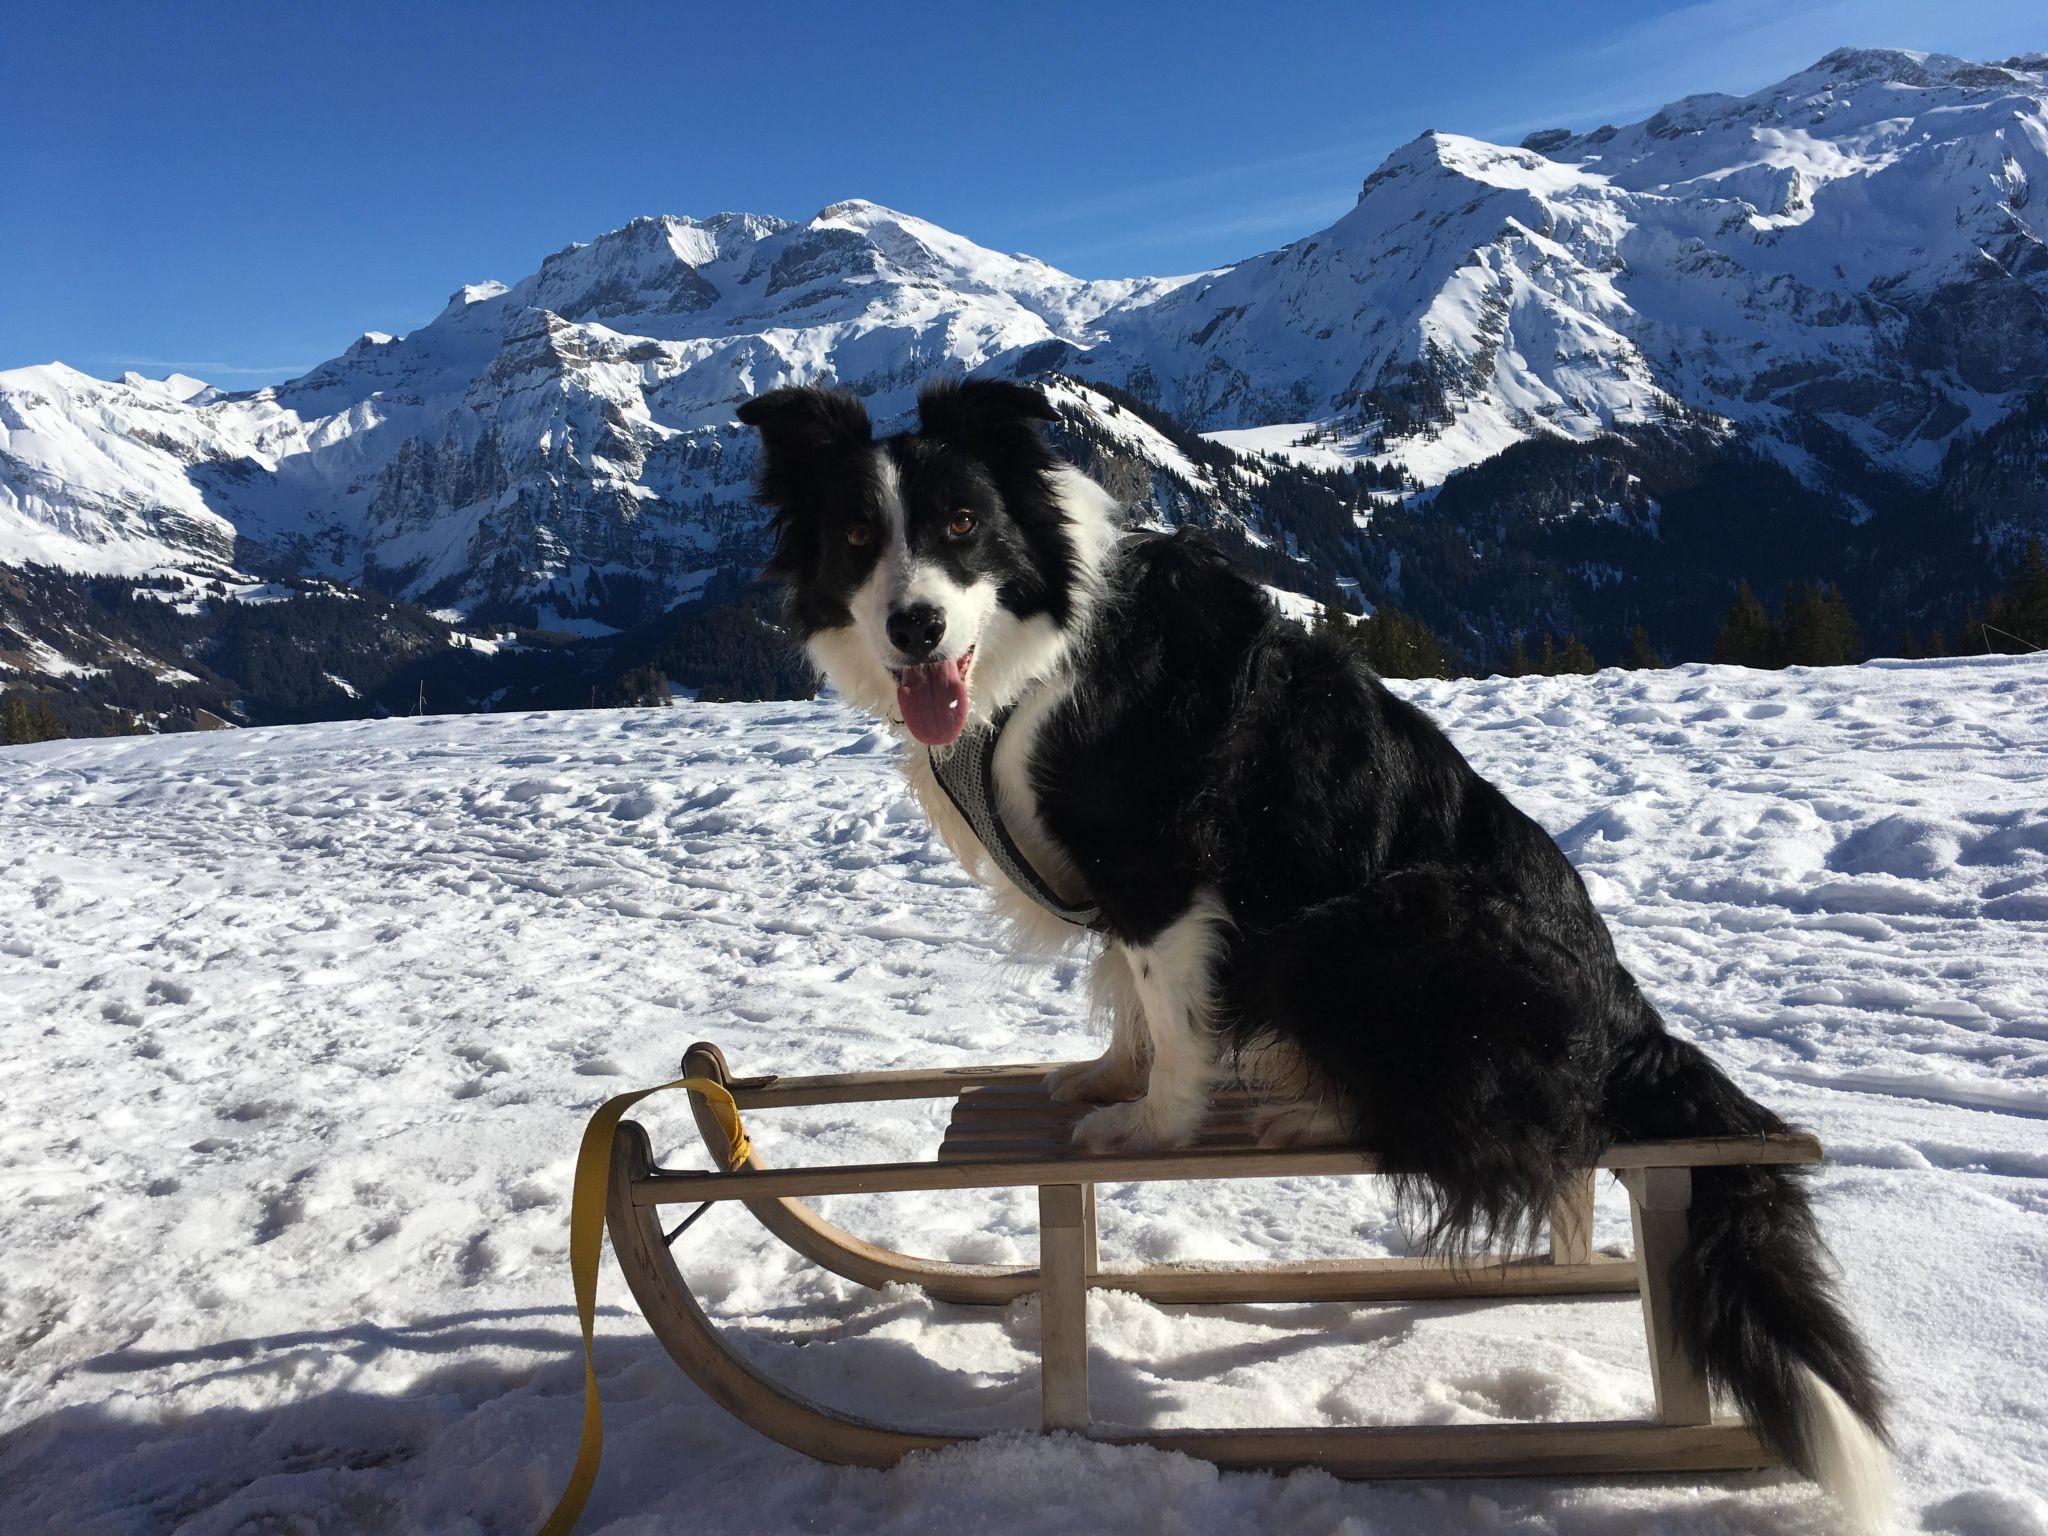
(929, 707, 1108, 933)
(533, 1076, 750, 1536)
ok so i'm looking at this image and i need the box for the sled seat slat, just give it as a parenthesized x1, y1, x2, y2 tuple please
(635, 1074, 1821, 1206)
(633, 1132, 1821, 1207)
(719, 1061, 1071, 1109)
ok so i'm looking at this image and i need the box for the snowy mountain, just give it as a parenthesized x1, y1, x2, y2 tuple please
(4, 48, 2047, 715)
(1083, 48, 2048, 493)
(0, 203, 1194, 625)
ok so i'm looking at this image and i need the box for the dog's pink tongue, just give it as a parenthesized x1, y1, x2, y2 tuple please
(897, 656, 971, 746)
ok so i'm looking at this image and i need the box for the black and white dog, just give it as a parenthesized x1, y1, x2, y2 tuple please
(738, 379, 1891, 1523)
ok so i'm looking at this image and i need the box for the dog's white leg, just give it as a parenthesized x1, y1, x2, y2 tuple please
(1045, 947, 1150, 1103)
(1071, 894, 1227, 1153)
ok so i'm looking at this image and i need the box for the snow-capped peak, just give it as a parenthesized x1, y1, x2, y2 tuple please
(116, 370, 214, 403)
(438, 281, 509, 319)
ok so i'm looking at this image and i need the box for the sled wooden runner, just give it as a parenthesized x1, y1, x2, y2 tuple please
(573, 1037, 1821, 1498)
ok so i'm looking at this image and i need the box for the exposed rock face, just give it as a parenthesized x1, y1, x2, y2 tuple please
(1942, 386, 2048, 555)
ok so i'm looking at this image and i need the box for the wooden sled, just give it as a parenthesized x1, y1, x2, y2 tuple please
(605, 1039, 1823, 1481)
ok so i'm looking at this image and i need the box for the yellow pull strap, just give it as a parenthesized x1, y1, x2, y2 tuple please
(533, 1074, 750, 1536)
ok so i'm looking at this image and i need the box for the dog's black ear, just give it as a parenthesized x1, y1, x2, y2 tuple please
(916, 379, 1061, 480)
(736, 386, 872, 468)
(735, 386, 873, 578)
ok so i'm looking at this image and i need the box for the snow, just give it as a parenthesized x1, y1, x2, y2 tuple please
(1262, 585, 1324, 626)
(530, 608, 622, 638)
(117, 371, 214, 403)
(3, 656, 2046, 1531)
(3, 636, 100, 678)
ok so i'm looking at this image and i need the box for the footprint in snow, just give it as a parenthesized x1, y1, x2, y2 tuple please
(146, 977, 194, 1005)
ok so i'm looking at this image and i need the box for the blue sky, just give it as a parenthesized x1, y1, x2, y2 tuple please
(3, 0, 2037, 387)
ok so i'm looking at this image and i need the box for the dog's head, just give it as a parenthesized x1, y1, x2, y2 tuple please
(738, 379, 1113, 746)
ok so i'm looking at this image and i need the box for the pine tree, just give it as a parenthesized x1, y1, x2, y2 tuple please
(1348, 601, 1449, 680)
(1780, 581, 1861, 667)
(1825, 584, 1862, 663)
(1505, 636, 1532, 677)
(1779, 582, 1816, 664)
(1624, 624, 1663, 669)
(1986, 537, 2048, 651)
(604, 664, 671, 707)
(1536, 634, 1560, 674)
(1897, 629, 1922, 661)
(1958, 603, 1989, 655)
(2, 694, 66, 745)
(1556, 635, 1599, 675)
(1712, 582, 1777, 668)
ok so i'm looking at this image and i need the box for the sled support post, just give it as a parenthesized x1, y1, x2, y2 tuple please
(1039, 1183, 1091, 1431)
(1623, 1165, 1712, 1426)
(1082, 1183, 1100, 1277)
(1549, 1169, 1595, 1267)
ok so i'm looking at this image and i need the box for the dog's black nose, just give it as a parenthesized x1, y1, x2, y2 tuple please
(886, 603, 946, 660)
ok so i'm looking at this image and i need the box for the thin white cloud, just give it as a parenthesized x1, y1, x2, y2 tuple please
(1014, 130, 1402, 233)
(1048, 189, 1357, 266)
(99, 354, 312, 378)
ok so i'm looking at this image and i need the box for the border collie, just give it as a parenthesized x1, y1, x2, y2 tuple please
(737, 379, 1891, 1525)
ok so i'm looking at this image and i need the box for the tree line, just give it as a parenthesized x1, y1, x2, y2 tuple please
(1313, 601, 1452, 678)
(1, 693, 67, 745)
(1311, 538, 2047, 684)
(1713, 538, 2046, 669)
(10, 539, 2043, 747)
(1899, 538, 2048, 660)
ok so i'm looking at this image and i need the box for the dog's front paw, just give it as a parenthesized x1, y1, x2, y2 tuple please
(1070, 1098, 1192, 1154)
(1044, 1052, 1145, 1105)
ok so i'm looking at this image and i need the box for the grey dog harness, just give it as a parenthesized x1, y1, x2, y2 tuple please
(928, 707, 1109, 933)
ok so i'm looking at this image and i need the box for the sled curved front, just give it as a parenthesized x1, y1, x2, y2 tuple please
(606, 1119, 966, 1466)
(679, 1041, 1038, 1304)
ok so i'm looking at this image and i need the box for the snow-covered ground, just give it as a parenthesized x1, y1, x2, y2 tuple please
(3, 657, 2045, 1535)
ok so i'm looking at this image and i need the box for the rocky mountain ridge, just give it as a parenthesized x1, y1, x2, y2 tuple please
(4, 47, 2046, 723)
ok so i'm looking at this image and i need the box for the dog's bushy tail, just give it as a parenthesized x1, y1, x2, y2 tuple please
(1252, 881, 1891, 1525)
(1607, 1028, 1894, 1529)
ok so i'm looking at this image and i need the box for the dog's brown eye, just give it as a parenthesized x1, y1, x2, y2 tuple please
(846, 523, 873, 547)
(946, 510, 977, 537)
